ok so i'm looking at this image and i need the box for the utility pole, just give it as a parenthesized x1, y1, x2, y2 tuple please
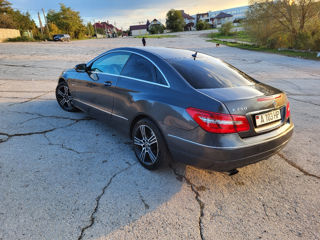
(38, 12, 44, 36)
(42, 8, 49, 34)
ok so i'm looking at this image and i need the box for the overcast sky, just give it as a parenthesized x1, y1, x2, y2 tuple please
(9, 0, 247, 29)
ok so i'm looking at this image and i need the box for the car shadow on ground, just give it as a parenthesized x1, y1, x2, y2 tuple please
(2, 99, 319, 240)
(0, 99, 190, 238)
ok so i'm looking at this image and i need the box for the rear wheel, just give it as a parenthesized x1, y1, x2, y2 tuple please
(132, 119, 169, 170)
(56, 82, 79, 112)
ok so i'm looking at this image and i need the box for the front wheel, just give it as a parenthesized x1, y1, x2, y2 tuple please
(55, 82, 79, 112)
(132, 119, 169, 170)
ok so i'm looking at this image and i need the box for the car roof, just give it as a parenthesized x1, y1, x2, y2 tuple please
(136, 47, 195, 60)
(110, 47, 200, 61)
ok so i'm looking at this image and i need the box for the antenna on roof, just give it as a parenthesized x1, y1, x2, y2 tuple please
(192, 51, 198, 60)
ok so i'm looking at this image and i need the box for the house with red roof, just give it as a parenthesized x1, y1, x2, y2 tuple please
(93, 21, 120, 37)
(179, 10, 195, 31)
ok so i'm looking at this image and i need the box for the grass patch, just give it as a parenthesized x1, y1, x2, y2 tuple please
(6, 36, 36, 42)
(135, 34, 177, 39)
(207, 31, 253, 43)
(208, 39, 319, 60)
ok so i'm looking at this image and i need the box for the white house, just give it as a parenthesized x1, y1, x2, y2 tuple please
(179, 10, 196, 31)
(130, 24, 148, 36)
(148, 19, 162, 30)
(208, 6, 249, 26)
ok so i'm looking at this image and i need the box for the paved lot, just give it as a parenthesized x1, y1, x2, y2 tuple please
(0, 32, 319, 240)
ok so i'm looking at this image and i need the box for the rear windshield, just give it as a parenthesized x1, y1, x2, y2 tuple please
(167, 54, 256, 89)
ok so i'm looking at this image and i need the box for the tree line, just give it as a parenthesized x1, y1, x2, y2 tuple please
(245, 0, 320, 50)
(0, 0, 95, 40)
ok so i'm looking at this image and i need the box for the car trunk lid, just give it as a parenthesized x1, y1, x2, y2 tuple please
(198, 83, 287, 137)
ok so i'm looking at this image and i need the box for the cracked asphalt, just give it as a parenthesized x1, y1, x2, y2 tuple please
(0, 31, 319, 240)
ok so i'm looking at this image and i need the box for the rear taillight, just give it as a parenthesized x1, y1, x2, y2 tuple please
(286, 102, 290, 119)
(186, 107, 250, 134)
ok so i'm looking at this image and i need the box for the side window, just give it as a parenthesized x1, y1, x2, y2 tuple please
(91, 52, 131, 75)
(121, 54, 167, 85)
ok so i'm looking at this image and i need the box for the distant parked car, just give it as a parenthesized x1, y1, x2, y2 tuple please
(55, 47, 293, 171)
(53, 34, 70, 42)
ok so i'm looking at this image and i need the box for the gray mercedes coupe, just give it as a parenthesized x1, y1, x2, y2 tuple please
(55, 47, 293, 172)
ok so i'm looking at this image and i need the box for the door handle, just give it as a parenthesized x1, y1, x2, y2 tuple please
(104, 81, 112, 87)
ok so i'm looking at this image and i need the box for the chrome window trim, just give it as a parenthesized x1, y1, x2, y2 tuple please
(90, 50, 170, 88)
(74, 98, 128, 121)
(91, 71, 170, 88)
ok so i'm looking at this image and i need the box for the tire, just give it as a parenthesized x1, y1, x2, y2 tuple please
(55, 82, 79, 112)
(132, 118, 169, 170)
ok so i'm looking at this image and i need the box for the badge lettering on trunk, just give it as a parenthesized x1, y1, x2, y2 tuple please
(232, 107, 248, 112)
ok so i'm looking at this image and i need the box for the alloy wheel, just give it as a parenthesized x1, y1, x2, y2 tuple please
(56, 84, 73, 111)
(133, 124, 159, 166)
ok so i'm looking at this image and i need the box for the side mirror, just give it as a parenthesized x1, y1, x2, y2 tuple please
(75, 63, 87, 72)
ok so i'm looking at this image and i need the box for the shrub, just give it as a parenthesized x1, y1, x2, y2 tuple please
(219, 22, 233, 36)
(149, 24, 164, 34)
(196, 20, 210, 30)
(6, 36, 35, 42)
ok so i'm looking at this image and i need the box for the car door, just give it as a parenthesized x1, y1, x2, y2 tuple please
(81, 52, 131, 117)
(112, 53, 168, 122)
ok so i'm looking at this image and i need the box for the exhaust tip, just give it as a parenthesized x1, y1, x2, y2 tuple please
(228, 169, 239, 176)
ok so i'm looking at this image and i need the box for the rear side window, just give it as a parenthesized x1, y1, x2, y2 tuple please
(91, 52, 131, 75)
(167, 54, 255, 89)
(121, 54, 167, 85)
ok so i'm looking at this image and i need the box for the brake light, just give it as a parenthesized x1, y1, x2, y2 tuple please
(286, 102, 290, 118)
(257, 94, 281, 102)
(186, 107, 250, 134)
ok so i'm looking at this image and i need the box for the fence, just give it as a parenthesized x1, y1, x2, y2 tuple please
(0, 28, 20, 42)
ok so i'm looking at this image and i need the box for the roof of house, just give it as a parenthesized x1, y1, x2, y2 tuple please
(130, 24, 147, 31)
(214, 12, 233, 19)
(179, 10, 195, 20)
(94, 22, 114, 29)
(197, 13, 209, 18)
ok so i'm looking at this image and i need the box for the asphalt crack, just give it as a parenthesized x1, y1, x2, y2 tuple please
(170, 165, 205, 240)
(288, 96, 320, 107)
(8, 91, 53, 106)
(77, 164, 135, 240)
(138, 191, 150, 210)
(43, 132, 94, 155)
(0, 118, 92, 144)
(278, 153, 320, 179)
(0, 63, 61, 69)
(8, 110, 92, 122)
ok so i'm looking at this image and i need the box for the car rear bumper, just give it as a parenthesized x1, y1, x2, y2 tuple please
(167, 122, 294, 172)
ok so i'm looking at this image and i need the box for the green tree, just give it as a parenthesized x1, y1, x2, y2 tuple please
(95, 27, 105, 35)
(11, 11, 36, 31)
(149, 24, 164, 34)
(48, 22, 60, 35)
(166, 9, 185, 32)
(0, 2, 35, 31)
(0, 0, 13, 28)
(196, 20, 210, 30)
(86, 22, 94, 37)
(219, 22, 233, 36)
(47, 3, 86, 39)
(0, 0, 11, 14)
